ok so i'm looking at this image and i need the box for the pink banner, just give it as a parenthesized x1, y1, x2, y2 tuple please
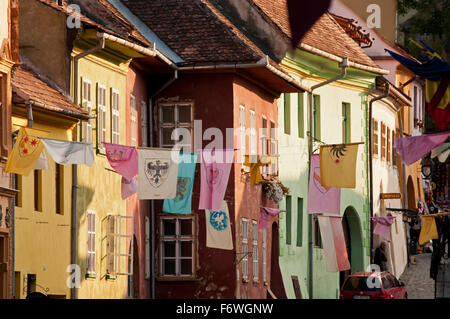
(104, 143, 138, 181)
(307, 154, 341, 215)
(394, 131, 450, 165)
(372, 216, 395, 241)
(199, 149, 234, 211)
(258, 207, 286, 230)
(318, 216, 351, 272)
(121, 176, 138, 200)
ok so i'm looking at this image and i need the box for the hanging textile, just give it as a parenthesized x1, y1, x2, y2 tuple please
(33, 150, 50, 171)
(121, 176, 138, 200)
(5, 127, 45, 176)
(104, 143, 138, 181)
(137, 148, 180, 200)
(394, 132, 450, 166)
(318, 216, 351, 272)
(205, 201, 233, 250)
(419, 215, 439, 245)
(258, 207, 285, 230)
(163, 153, 197, 214)
(431, 143, 450, 163)
(307, 154, 341, 215)
(199, 149, 234, 211)
(371, 216, 395, 242)
(40, 138, 94, 166)
(319, 143, 360, 188)
(243, 155, 274, 186)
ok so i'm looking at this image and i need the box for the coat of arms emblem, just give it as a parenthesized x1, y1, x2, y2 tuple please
(145, 159, 170, 188)
(19, 135, 40, 157)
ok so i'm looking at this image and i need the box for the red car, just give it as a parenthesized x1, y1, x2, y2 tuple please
(340, 272, 408, 299)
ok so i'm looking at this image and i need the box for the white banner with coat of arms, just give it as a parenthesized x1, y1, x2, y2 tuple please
(206, 200, 233, 250)
(137, 148, 180, 199)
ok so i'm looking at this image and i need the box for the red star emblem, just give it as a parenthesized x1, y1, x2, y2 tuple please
(335, 159, 340, 163)
(24, 137, 28, 143)
(31, 139, 38, 146)
(23, 148, 28, 154)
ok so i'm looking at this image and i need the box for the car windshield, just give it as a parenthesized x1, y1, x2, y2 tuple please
(343, 276, 381, 291)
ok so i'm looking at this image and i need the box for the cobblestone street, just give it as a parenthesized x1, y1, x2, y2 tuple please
(400, 253, 435, 299)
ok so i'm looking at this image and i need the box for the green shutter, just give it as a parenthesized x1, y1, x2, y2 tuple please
(314, 95, 321, 141)
(298, 93, 304, 138)
(284, 93, 291, 135)
(286, 195, 292, 245)
(296, 197, 303, 247)
(342, 102, 351, 143)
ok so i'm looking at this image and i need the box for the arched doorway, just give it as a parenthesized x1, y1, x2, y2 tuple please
(339, 206, 365, 288)
(407, 176, 416, 209)
(269, 222, 287, 299)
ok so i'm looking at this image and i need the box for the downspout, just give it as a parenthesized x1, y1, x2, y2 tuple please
(368, 83, 389, 265)
(307, 58, 349, 299)
(71, 36, 105, 300)
(148, 69, 178, 299)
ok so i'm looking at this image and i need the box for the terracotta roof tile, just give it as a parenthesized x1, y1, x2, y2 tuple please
(12, 65, 89, 119)
(252, 0, 379, 68)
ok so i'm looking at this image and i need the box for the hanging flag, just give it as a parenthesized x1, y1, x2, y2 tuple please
(40, 138, 94, 166)
(33, 150, 50, 171)
(104, 143, 138, 181)
(5, 127, 45, 176)
(243, 155, 274, 186)
(206, 200, 233, 250)
(137, 148, 180, 199)
(319, 143, 360, 188)
(426, 78, 450, 131)
(163, 153, 197, 214)
(318, 216, 351, 272)
(419, 215, 439, 245)
(394, 132, 450, 165)
(371, 216, 395, 242)
(307, 154, 341, 215)
(258, 207, 285, 230)
(199, 149, 234, 211)
(121, 176, 138, 200)
(286, 0, 331, 48)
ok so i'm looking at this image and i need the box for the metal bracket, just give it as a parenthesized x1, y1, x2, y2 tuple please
(233, 251, 253, 265)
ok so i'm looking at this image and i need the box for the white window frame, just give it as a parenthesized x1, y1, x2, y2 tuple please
(263, 228, 267, 283)
(159, 102, 193, 150)
(240, 106, 246, 163)
(269, 120, 278, 175)
(250, 110, 257, 156)
(97, 84, 107, 153)
(141, 100, 148, 147)
(111, 89, 120, 144)
(252, 221, 258, 282)
(131, 94, 137, 146)
(159, 216, 196, 279)
(106, 214, 134, 277)
(261, 116, 268, 175)
(86, 210, 96, 276)
(242, 218, 249, 281)
(145, 216, 150, 279)
(81, 78, 92, 143)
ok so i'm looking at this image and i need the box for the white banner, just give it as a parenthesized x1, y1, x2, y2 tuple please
(41, 138, 94, 166)
(206, 201, 233, 250)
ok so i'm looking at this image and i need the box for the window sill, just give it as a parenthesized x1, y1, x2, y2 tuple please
(242, 278, 249, 284)
(253, 279, 260, 285)
(106, 274, 117, 280)
(85, 273, 96, 280)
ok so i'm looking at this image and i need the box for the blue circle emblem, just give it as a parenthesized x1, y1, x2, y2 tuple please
(209, 211, 228, 231)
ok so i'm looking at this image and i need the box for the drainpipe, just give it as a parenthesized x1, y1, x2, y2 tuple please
(148, 69, 178, 299)
(368, 83, 389, 265)
(307, 58, 349, 299)
(71, 36, 105, 300)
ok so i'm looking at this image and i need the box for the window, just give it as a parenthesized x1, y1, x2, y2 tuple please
(261, 117, 268, 175)
(55, 164, 63, 215)
(141, 101, 148, 147)
(392, 130, 398, 166)
(242, 219, 248, 281)
(413, 85, 418, 121)
(34, 170, 42, 212)
(373, 119, 379, 157)
(111, 89, 120, 144)
(284, 93, 291, 134)
(286, 195, 292, 245)
(14, 174, 22, 207)
(298, 93, 304, 138)
(250, 110, 257, 155)
(342, 102, 351, 144)
(387, 127, 391, 165)
(130, 95, 137, 146)
(263, 228, 267, 283)
(159, 103, 193, 151)
(381, 122, 386, 160)
(240, 106, 246, 163)
(297, 198, 303, 247)
(313, 95, 321, 141)
(252, 221, 258, 281)
(313, 217, 322, 248)
(107, 214, 134, 277)
(159, 216, 195, 279)
(145, 216, 150, 279)
(269, 121, 278, 175)
(86, 210, 96, 276)
(81, 79, 92, 143)
(97, 84, 107, 152)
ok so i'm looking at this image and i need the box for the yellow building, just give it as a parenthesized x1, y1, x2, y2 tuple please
(11, 64, 89, 299)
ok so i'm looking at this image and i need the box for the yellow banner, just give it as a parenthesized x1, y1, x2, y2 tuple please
(319, 143, 359, 188)
(5, 127, 44, 176)
(244, 155, 273, 186)
(419, 215, 439, 245)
